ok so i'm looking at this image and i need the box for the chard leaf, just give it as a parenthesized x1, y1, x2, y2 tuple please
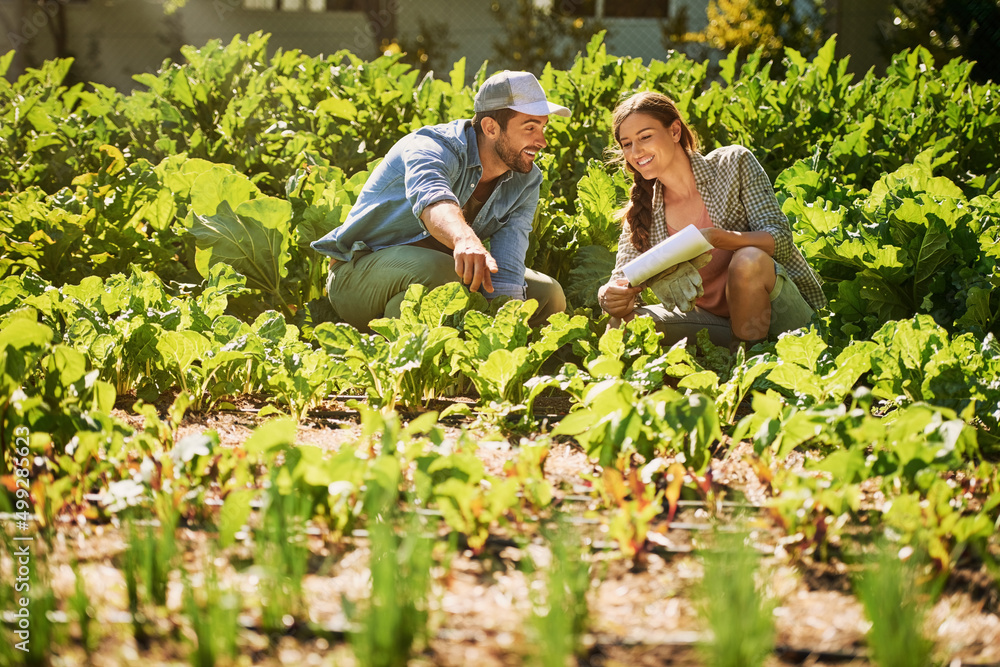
(564, 244, 615, 311)
(156, 330, 211, 373)
(124, 322, 164, 368)
(189, 166, 260, 218)
(774, 329, 828, 370)
(218, 489, 254, 548)
(190, 197, 292, 295)
(244, 417, 298, 455)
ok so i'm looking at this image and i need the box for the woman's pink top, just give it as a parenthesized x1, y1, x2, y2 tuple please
(666, 203, 732, 318)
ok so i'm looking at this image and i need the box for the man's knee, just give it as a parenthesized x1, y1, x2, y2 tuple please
(425, 258, 459, 289)
(526, 271, 566, 321)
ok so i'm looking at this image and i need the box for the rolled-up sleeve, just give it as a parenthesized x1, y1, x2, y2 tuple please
(738, 150, 794, 264)
(484, 182, 538, 300)
(401, 136, 462, 226)
(610, 223, 640, 284)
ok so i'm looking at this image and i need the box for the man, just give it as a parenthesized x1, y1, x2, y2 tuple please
(311, 70, 570, 331)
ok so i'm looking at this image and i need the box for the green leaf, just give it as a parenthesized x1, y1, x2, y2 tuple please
(218, 489, 254, 548)
(190, 197, 293, 295)
(189, 166, 260, 218)
(245, 417, 299, 455)
(564, 245, 615, 310)
(0, 320, 53, 350)
(774, 329, 827, 370)
(156, 330, 211, 373)
(315, 97, 358, 121)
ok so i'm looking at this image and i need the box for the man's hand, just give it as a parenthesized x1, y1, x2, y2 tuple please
(453, 236, 498, 293)
(421, 201, 499, 293)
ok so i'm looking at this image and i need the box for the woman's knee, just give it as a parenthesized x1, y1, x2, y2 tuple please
(728, 247, 771, 279)
(727, 248, 775, 293)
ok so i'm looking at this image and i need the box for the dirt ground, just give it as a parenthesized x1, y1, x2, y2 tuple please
(13, 398, 1000, 667)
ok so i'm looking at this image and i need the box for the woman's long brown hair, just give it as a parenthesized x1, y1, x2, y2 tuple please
(610, 92, 699, 253)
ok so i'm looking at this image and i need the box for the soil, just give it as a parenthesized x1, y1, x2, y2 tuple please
(8, 395, 1000, 667)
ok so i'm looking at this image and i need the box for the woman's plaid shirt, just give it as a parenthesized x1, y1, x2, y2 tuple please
(611, 145, 827, 310)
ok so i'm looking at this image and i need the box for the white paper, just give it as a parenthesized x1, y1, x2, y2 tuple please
(621, 224, 714, 285)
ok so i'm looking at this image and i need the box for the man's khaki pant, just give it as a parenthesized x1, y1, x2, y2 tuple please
(326, 245, 566, 331)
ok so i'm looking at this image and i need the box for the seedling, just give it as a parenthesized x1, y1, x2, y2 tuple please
(528, 515, 592, 667)
(347, 512, 434, 667)
(255, 486, 312, 634)
(855, 540, 937, 667)
(697, 527, 776, 667)
(70, 561, 97, 659)
(184, 559, 242, 667)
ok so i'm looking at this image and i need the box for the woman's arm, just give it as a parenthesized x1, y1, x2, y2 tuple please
(700, 227, 775, 256)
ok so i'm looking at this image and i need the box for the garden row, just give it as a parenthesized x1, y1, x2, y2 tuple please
(1, 31, 1000, 666)
(2, 33, 999, 326)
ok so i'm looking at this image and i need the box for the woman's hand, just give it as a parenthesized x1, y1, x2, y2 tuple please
(700, 227, 727, 248)
(599, 279, 642, 318)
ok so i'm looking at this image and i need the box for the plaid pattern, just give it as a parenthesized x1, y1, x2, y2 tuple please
(611, 145, 827, 310)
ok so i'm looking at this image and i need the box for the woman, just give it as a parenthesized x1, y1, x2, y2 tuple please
(597, 92, 826, 349)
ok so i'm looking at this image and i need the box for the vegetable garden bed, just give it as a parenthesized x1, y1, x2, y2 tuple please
(2, 31, 1000, 667)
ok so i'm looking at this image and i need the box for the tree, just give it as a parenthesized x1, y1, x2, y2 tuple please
(880, 0, 1000, 82)
(384, 17, 457, 76)
(489, 0, 605, 75)
(667, 0, 827, 72)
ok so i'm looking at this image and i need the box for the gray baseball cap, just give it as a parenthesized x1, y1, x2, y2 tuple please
(473, 71, 571, 117)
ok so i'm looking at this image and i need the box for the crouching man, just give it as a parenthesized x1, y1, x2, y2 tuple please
(311, 70, 570, 331)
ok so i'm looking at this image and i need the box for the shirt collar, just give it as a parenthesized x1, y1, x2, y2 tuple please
(687, 151, 711, 190)
(464, 121, 483, 170)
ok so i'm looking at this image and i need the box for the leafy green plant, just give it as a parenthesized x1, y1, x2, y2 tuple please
(596, 466, 663, 561)
(366, 282, 480, 406)
(429, 450, 520, 554)
(697, 527, 776, 667)
(552, 379, 721, 470)
(854, 540, 936, 667)
(527, 515, 591, 667)
(451, 300, 590, 408)
(346, 513, 434, 667)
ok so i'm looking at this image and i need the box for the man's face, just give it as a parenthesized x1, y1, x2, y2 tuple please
(493, 112, 549, 174)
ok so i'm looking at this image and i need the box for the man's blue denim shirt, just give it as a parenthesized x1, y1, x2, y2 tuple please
(310, 119, 542, 300)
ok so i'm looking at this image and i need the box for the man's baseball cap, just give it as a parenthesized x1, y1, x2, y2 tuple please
(473, 71, 571, 117)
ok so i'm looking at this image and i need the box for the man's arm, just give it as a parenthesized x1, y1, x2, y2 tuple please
(420, 201, 498, 293)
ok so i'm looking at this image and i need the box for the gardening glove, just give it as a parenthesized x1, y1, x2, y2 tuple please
(646, 252, 712, 313)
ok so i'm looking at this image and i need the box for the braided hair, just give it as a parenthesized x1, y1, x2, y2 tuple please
(609, 92, 699, 253)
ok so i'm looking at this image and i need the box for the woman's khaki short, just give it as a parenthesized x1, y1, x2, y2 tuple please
(634, 271, 816, 348)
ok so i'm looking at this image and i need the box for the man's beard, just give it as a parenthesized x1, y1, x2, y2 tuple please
(495, 131, 535, 174)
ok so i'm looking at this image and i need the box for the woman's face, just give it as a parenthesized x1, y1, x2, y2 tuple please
(617, 112, 683, 181)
